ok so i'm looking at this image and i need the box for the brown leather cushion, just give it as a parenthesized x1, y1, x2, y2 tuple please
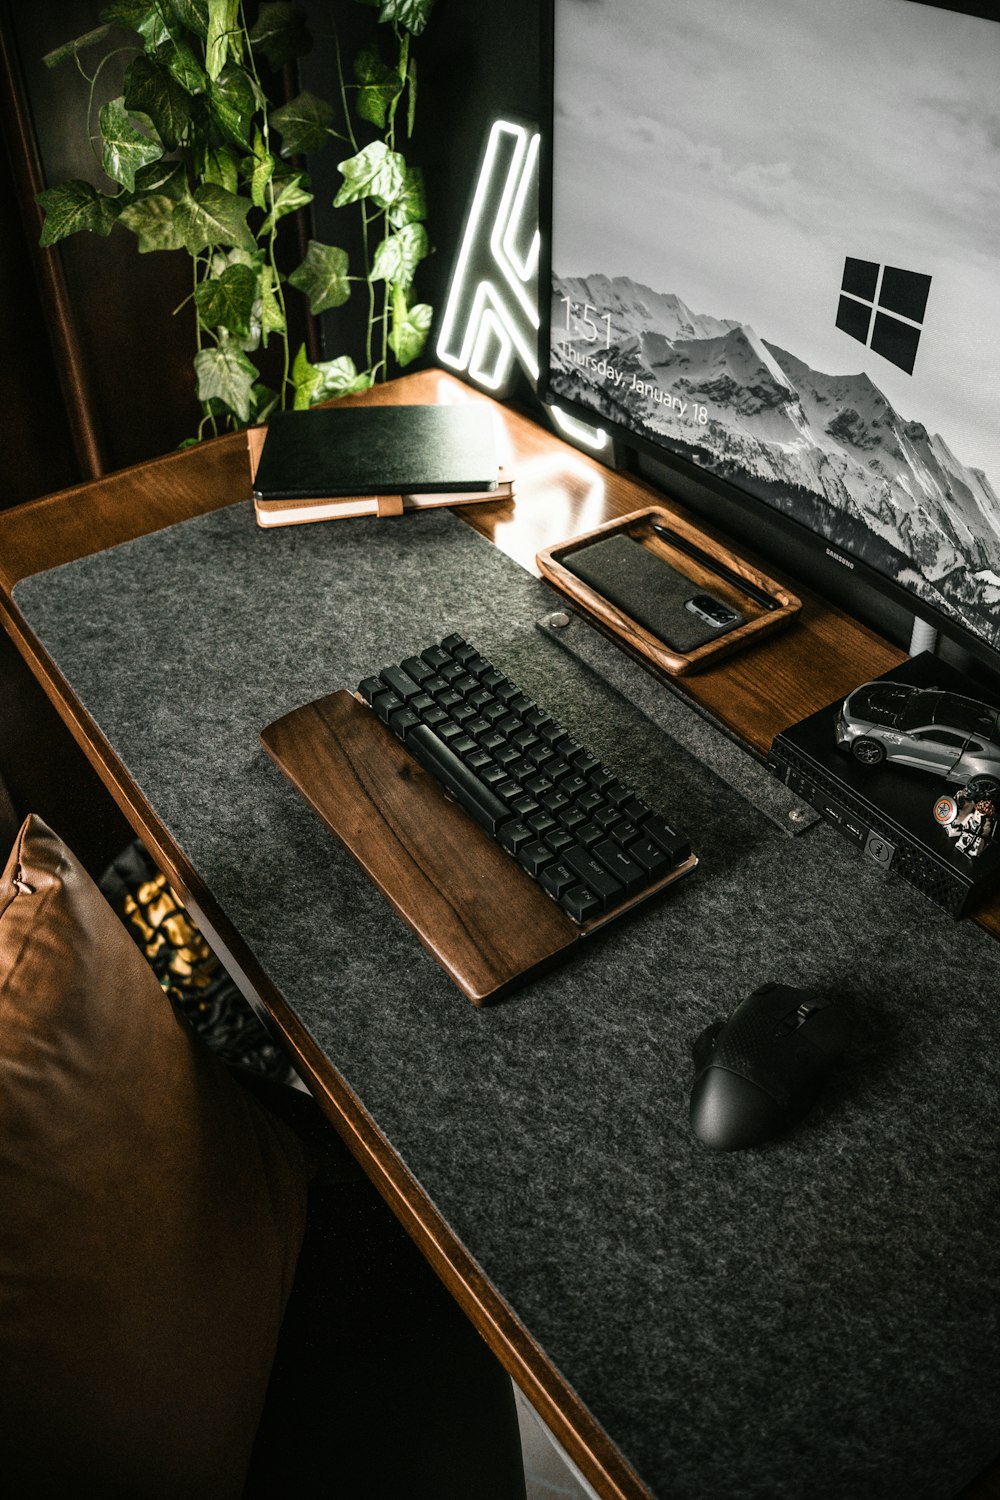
(0, 816, 309, 1498)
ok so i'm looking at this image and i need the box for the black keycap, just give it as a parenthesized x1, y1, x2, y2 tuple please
(495, 682, 521, 705)
(482, 701, 508, 724)
(512, 728, 537, 751)
(527, 743, 554, 768)
(622, 796, 651, 823)
(401, 656, 434, 686)
(451, 734, 477, 756)
(465, 716, 492, 739)
(422, 705, 448, 729)
(435, 689, 462, 713)
(421, 645, 451, 672)
(602, 778, 632, 807)
(560, 884, 601, 923)
(440, 632, 469, 656)
(479, 730, 506, 754)
(558, 807, 587, 833)
(405, 722, 510, 835)
(524, 773, 556, 798)
(466, 750, 492, 771)
(494, 745, 520, 767)
(423, 674, 447, 697)
(464, 653, 492, 678)
(481, 668, 506, 692)
(541, 791, 572, 818)
(593, 805, 622, 832)
(628, 836, 673, 876)
(467, 687, 493, 710)
(441, 661, 464, 684)
(389, 706, 420, 738)
(511, 795, 540, 819)
(481, 763, 508, 788)
(572, 750, 601, 777)
(410, 693, 434, 716)
(372, 689, 403, 722)
(642, 814, 691, 863)
(589, 766, 615, 792)
(518, 841, 554, 877)
(496, 714, 521, 737)
(592, 839, 645, 897)
(496, 779, 524, 802)
(562, 846, 624, 910)
(437, 721, 463, 743)
(574, 821, 602, 849)
(499, 820, 532, 855)
(509, 693, 534, 715)
(358, 675, 382, 704)
(538, 719, 565, 745)
(610, 819, 640, 848)
(540, 861, 576, 900)
(380, 664, 422, 701)
(453, 673, 478, 696)
(545, 828, 575, 854)
(523, 707, 549, 730)
(560, 774, 590, 801)
(528, 812, 557, 836)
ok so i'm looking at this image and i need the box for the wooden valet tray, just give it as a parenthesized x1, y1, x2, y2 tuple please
(261, 690, 697, 1005)
(536, 506, 801, 675)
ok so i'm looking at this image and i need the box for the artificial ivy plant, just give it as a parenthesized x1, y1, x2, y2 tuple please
(38, 0, 435, 437)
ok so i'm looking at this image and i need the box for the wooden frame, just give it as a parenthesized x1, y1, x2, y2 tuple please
(537, 505, 801, 674)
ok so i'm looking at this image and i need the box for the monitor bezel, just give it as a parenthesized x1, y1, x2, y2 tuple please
(537, 0, 1000, 685)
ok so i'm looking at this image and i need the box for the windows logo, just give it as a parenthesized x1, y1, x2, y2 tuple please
(835, 258, 932, 375)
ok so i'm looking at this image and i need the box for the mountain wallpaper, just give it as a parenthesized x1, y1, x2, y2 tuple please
(550, 271, 1000, 648)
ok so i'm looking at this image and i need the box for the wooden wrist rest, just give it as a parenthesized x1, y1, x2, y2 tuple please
(260, 691, 695, 1004)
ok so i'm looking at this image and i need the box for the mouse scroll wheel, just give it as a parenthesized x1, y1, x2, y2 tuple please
(775, 1002, 820, 1037)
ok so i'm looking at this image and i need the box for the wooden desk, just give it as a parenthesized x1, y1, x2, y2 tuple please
(2, 371, 996, 1500)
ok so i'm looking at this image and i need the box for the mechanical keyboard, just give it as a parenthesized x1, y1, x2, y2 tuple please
(357, 632, 694, 929)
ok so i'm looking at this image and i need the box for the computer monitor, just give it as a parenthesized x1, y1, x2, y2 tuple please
(540, 0, 1000, 678)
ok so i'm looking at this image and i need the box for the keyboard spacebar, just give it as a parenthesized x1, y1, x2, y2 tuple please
(406, 723, 510, 835)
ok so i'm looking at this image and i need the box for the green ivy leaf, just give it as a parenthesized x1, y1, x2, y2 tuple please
(194, 341, 257, 422)
(118, 191, 189, 251)
(99, 1, 156, 31)
(288, 240, 350, 314)
(370, 222, 428, 287)
(99, 97, 164, 192)
(198, 143, 239, 193)
(194, 262, 258, 334)
(164, 0, 209, 39)
(258, 265, 285, 346)
(249, 381, 280, 423)
(259, 173, 313, 236)
(43, 26, 111, 69)
(250, 129, 275, 210)
(292, 346, 373, 409)
(270, 90, 335, 157)
(249, 2, 312, 70)
(178, 181, 256, 253)
(353, 44, 402, 130)
(388, 286, 432, 366)
(406, 55, 417, 137)
(133, 159, 187, 197)
(154, 36, 208, 94)
(206, 0, 240, 80)
(207, 63, 256, 146)
(123, 55, 192, 151)
(386, 164, 426, 228)
(334, 140, 405, 211)
(359, 0, 436, 36)
(36, 180, 120, 245)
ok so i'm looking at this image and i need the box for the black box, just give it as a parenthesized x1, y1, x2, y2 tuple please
(768, 653, 1000, 918)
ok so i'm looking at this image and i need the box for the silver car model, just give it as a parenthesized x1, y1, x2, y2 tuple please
(835, 681, 1000, 788)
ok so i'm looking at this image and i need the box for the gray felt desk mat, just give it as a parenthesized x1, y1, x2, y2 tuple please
(14, 501, 1000, 1500)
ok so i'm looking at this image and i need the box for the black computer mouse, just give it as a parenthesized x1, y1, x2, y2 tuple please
(689, 982, 850, 1151)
